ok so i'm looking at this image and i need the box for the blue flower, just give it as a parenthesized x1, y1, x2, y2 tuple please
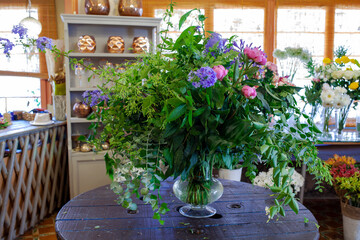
(189, 67, 217, 89)
(12, 25, 28, 39)
(0, 38, 15, 56)
(36, 37, 53, 51)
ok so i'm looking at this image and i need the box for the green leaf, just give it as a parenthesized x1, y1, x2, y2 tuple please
(193, 107, 205, 117)
(168, 104, 186, 122)
(260, 144, 269, 154)
(233, 58, 239, 81)
(289, 198, 299, 214)
(104, 153, 114, 181)
(179, 9, 195, 30)
(188, 110, 193, 127)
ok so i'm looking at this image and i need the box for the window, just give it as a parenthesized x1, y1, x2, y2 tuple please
(0, 76, 40, 113)
(154, 9, 205, 41)
(214, 9, 264, 48)
(277, 8, 326, 86)
(0, 8, 42, 111)
(334, 9, 360, 58)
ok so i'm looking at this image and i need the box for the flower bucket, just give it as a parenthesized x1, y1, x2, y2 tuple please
(218, 168, 242, 182)
(341, 201, 360, 240)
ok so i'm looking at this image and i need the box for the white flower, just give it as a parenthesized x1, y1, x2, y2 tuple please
(331, 70, 344, 79)
(322, 83, 331, 91)
(273, 49, 288, 60)
(343, 70, 355, 80)
(321, 90, 335, 106)
(341, 94, 351, 106)
(353, 70, 360, 79)
(253, 167, 304, 194)
(334, 86, 347, 94)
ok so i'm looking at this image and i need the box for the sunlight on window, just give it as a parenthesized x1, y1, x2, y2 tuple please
(334, 9, 360, 57)
(214, 9, 264, 48)
(155, 9, 205, 41)
(277, 8, 326, 87)
(0, 76, 40, 112)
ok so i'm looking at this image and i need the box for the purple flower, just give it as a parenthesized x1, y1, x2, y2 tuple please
(83, 90, 109, 107)
(204, 32, 231, 57)
(0, 38, 15, 56)
(36, 37, 53, 51)
(188, 67, 217, 89)
(12, 25, 28, 39)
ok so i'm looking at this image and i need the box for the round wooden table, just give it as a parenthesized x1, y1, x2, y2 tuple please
(55, 180, 319, 240)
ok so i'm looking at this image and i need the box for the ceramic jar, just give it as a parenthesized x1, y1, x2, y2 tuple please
(107, 36, 125, 53)
(73, 102, 91, 118)
(132, 36, 149, 53)
(85, 0, 110, 15)
(77, 35, 96, 53)
(118, 0, 143, 16)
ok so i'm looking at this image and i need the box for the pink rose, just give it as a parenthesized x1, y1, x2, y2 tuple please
(212, 65, 228, 81)
(312, 78, 321, 83)
(244, 47, 267, 65)
(241, 85, 257, 99)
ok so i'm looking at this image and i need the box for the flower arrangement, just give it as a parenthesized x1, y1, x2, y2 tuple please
(325, 155, 360, 207)
(305, 46, 360, 135)
(273, 47, 312, 82)
(253, 167, 304, 194)
(0, 6, 331, 224)
(83, 7, 330, 223)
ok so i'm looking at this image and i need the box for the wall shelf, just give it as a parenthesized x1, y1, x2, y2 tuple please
(62, 14, 161, 198)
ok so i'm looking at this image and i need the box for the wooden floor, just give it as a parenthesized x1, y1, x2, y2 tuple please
(17, 199, 343, 240)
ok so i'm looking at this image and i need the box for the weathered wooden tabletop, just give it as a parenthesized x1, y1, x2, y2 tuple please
(55, 180, 319, 240)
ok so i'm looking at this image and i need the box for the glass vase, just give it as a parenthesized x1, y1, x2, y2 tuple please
(321, 107, 333, 139)
(173, 159, 223, 218)
(336, 100, 353, 138)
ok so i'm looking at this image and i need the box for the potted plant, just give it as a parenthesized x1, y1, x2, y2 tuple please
(214, 152, 243, 182)
(326, 154, 360, 240)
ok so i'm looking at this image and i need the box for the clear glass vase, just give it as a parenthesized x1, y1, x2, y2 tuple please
(321, 107, 333, 139)
(336, 100, 353, 138)
(173, 158, 223, 218)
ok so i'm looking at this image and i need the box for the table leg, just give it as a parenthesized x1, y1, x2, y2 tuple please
(299, 163, 307, 204)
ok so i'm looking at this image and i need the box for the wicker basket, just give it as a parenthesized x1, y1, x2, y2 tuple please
(23, 112, 52, 121)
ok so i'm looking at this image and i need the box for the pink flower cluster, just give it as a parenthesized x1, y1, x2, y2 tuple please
(212, 65, 228, 81)
(266, 61, 278, 73)
(242, 85, 257, 99)
(244, 47, 267, 65)
(272, 76, 296, 87)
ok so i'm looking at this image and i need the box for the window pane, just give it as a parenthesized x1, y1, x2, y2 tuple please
(0, 9, 40, 72)
(334, 34, 360, 57)
(277, 33, 324, 56)
(335, 9, 360, 32)
(334, 9, 360, 57)
(214, 9, 264, 47)
(276, 8, 325, 87)
(214, 9, 264, 32)
(0, 76, 41, 112)
(277, 9, 325, 32)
